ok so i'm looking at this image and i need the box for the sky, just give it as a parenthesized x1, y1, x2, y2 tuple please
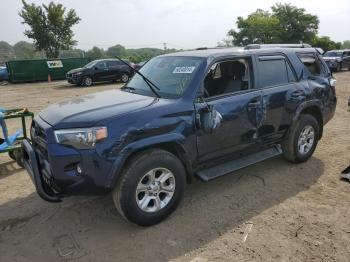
(1, 0, 349, 50)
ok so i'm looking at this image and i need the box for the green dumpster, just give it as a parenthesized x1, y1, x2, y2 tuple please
(6, 57, 91, 83)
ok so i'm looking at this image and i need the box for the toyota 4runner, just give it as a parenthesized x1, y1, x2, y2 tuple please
(22, 45, 337, 226)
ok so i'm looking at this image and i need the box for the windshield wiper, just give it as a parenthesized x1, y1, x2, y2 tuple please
(115, 56, 161, 98)
(122, 86, 136, 92)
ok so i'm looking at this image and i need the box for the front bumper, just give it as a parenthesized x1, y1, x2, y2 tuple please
(22, 139, 62, 202)
(22, 117, 118, 202)
(66, 74, 82, 84)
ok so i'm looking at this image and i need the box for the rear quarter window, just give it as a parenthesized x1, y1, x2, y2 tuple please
(297, 53, 327, 76)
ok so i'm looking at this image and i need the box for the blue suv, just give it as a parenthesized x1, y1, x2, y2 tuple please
(22, 45, 337, 226)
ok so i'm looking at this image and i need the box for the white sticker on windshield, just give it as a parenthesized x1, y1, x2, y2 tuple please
(172, 66, 196, 74)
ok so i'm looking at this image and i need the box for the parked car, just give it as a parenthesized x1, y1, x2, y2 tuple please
(0, 66, 8, 81)
(133, 61, 147, 71)
(66, 59, 134, 87)
(22, 45, 336, 226)
(323, 50, 350, 72)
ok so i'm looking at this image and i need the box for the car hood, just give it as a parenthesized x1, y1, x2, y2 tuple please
(39, 89, 158, 129)
(67, 68, 85, 74)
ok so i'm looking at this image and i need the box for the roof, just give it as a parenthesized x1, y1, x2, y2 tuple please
(160, 47, 319, 59)
(326, 49, 350, 52)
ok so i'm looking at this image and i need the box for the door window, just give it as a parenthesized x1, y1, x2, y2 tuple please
(107, 61, 121, 68)
(97, 61, 107, 69)
(257, 57, 292, 88)
(203, 57, 253, 98)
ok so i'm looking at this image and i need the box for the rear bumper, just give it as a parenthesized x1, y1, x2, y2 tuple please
(22, 139, 62, 202)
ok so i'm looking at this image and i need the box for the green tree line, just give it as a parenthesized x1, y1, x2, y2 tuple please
(0, 41, 178, 64)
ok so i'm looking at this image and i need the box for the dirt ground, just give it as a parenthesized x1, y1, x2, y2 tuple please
(0, 74, 349, 262)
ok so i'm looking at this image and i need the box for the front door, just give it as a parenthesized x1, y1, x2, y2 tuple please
(195, 57, 263, 162)
(94, 61, 110, 81)
(196, 91, 263, 162)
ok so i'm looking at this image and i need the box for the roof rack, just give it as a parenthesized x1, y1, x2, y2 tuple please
(244, 43, 311, 50)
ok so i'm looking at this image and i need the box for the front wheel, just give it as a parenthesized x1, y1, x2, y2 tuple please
(282, 114, 320, 163)
(112, 149, 186, 226)
(121, 73, 129, 83)
(82, 76, 93, 87)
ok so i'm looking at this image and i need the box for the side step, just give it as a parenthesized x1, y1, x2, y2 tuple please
(195, 145, 282, 182)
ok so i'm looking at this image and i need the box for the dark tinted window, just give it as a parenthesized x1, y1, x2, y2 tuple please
(97, 61, 107, 69)
(107, 61, 120, 68)
(258, 58, 289, 88)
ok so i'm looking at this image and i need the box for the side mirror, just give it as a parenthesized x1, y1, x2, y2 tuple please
(201, 105, 222, 133)
(94, 67, 98, 70)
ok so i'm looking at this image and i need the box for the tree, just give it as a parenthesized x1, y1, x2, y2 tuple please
(228, 9, 281, 46)
(85, 46, 106, 60)
(271, 4, 318, 44)
(13, 41, 45, 60)
(341, 40, 350, 49)
(311, 36, 341, 52)
(0, 41, 15, 63)
(106, 44, 126, 58)
(228, 4, 319, 46)
(19, 0, 80, 58)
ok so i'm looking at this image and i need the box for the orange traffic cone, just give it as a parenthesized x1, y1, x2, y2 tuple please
(48, 74, 51, 82)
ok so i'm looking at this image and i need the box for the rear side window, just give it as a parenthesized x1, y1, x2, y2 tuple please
(297, 53, 326, 76)
(107, 61, 120, 68)
(257, 56, 294, 88)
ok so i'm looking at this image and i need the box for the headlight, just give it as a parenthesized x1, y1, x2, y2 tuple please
(54, 127, 108, 149)
(74, 72, 83, 76)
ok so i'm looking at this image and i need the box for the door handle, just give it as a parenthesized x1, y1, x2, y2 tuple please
(291, 90, 305, 98)
(248, 100, 261, 108)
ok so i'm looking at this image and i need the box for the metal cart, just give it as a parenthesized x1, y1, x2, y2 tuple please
(0, 108, 34, 166)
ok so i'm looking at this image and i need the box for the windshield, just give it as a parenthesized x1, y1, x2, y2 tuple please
(324, 51, 343, 57)
(83, 61, 98, 68)
(125, 56, 203, 98)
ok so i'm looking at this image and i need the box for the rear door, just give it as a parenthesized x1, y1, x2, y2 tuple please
(256, 54, 301, 143)
(107, 60, 122, 80)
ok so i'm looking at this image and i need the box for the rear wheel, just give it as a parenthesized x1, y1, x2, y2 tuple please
(82, 76, 93, 87)
(112, 149, 186, 226)
(282, 114, 320, 163)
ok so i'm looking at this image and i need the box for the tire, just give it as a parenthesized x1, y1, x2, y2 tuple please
(112, 149, 186, 226)
(9, 148, 24, 167)
(8, 151, 16, 161)
(282, 114, 320, 163)
(121, 73, 129, 83)
(82, 76, 93, 87)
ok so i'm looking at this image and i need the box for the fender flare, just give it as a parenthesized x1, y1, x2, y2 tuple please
(290, 100, 324, 138)
(106, 133, 193, 188)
